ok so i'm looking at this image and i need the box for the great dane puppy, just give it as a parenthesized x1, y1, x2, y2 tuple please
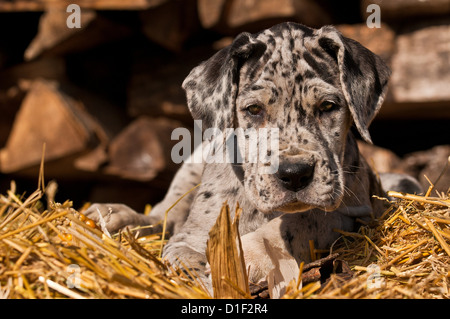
(86, 22, 421, 291)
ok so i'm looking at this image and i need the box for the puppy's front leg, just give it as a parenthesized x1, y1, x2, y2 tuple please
(241, 210, 355, 284)
(84, 158, 204, 237)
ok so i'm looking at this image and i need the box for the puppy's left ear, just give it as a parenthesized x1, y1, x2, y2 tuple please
(315, 26, 391, 144)
(182, 33, 267, 131)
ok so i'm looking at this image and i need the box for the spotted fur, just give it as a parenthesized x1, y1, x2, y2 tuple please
(86, 23, 422, 293)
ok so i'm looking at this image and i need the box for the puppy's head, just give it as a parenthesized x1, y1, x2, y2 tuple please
(182, 22, 390, 213)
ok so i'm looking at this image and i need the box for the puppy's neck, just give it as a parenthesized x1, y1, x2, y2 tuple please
(341, 132, 385, 210)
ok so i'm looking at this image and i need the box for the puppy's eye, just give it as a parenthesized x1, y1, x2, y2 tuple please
(319, 101, 338, 113)
(246, 104, 263, 116)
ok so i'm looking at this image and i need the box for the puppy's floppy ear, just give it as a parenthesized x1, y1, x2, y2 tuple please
(315, 26, 391, 144)
(182, 32, 267, 130)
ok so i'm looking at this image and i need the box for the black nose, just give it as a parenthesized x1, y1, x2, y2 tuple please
(276, 161, 315, 192)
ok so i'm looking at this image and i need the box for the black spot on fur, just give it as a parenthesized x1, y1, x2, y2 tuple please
(303, 51, 334, 83)
(203, 191, 213, 199)
(295, 101, 306, 118)
(222, 93, 229, 107)
(343, 49, 363, 79)
(271, 61, 279, 70)
(311, 47, 325, 60)
(269, 87, 279, 104)
(291, 23, 314, 37)
(281, 71, 290, 78)
(304, 70, 315, 79)
(185, 80, 197, 89)
(318, 37, 339, 63)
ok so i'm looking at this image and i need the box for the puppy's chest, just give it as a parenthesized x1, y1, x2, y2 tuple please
(238, 204, 282, 236)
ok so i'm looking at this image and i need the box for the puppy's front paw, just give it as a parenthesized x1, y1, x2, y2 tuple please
(240, 232, 275, 284)
(83, 203, 147, 234)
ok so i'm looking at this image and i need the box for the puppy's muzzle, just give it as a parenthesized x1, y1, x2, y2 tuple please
(275, 160, 315, 192)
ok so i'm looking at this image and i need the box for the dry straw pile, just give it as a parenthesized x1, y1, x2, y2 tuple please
(0, 179, 210, 299)
(313, 189, 450, 299)
(0, 168, 448, 299)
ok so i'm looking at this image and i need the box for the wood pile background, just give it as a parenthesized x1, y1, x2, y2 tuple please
(0, 0, 448, 211)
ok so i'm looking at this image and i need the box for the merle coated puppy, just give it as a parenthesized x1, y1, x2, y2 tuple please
(86, 22, 422, 292)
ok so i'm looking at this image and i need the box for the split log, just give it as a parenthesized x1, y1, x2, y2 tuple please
(390, 19, 450, 104)
(380, 19, 450, 119)
(139, 0, 199, 52)
(24, 8, 96, 61)
(0, 79, 105, 174)
(227, 0, 296, 30)
(24, 9, 133, 61)
(104, 116, 185, 181)
(197, 0, 227, 29)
